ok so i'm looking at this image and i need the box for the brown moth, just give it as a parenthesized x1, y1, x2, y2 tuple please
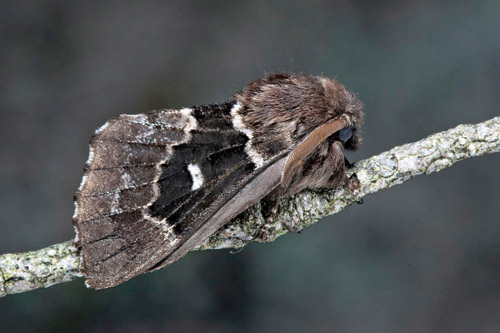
(73, 73, 364, 289)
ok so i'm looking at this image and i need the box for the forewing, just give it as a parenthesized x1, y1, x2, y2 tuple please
(73, 102, 284, 289)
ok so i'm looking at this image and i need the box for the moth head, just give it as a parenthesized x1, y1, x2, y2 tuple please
(319, 76, 363, 151)
(235, 73, 363, 154)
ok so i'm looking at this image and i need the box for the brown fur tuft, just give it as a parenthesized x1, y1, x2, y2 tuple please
(235, 73, 363, 195)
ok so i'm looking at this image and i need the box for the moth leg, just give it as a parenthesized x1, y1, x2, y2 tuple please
(347, 172, 363, 204)
(342, 156, 363, 204)
(261, 195, 280, 220)
(260, 194, 301, 235)
(344, 156, 355, 169)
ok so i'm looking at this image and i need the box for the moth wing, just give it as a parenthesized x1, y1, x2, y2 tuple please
(73, 103, 286, 289)
(149, 154, 286, 271)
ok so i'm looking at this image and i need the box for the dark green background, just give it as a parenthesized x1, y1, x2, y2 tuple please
(1, 1, 499, 331)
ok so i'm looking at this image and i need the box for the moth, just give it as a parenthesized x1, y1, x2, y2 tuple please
(73, 73, 364, 289)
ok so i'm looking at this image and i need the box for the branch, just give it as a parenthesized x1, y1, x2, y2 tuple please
(1, 116, 499, 297)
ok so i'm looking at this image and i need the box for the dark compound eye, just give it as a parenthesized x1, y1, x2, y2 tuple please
(338, 127, 353, 142)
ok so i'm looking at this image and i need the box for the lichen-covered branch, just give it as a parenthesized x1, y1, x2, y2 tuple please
(0, 240, 82, 297)
(1, 116, 499, 297)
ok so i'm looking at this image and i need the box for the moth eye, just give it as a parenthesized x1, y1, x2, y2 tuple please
(338, 127, 353, 142)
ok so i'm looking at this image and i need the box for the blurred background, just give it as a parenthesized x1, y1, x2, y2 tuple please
(0, 0, 499, 331)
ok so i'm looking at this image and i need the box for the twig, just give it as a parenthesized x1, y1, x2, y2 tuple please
(1, 116, 499, 297)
